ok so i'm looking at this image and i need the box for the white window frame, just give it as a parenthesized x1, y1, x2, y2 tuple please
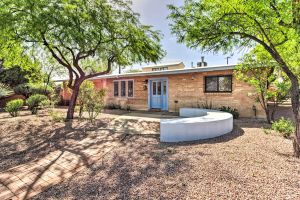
(113, 79, 135, 98)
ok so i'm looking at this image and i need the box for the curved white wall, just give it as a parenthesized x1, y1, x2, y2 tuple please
(160, 108, 233, 142)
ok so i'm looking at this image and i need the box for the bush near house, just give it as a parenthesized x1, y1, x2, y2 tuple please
(272, 117, 294, 138)
(26, 94, 49, 114)
(77, 81, 95, 118)
(85, 89, 106, 123)
(219, 106, 239, 119)
(5, 99, 24, 117)
(105, 103, 122, 110)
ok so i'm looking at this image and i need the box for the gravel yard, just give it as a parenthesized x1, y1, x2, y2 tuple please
(0, 110, 300, 199)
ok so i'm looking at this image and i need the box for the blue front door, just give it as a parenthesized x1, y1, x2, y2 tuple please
(149, 79, 168, 110)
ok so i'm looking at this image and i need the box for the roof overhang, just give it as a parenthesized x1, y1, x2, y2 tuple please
(90, 65, 236, 80)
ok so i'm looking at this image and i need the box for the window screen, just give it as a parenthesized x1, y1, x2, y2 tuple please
(205, 75, 232, 92)
(121, 81, 126, 97)
(114, 82, 119, 97)
(128, 80, 133, 97)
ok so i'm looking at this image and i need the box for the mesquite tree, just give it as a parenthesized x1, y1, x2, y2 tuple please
(2, 0, 164, 119)
(236, 46, 290, 123)
(169, 0, 300, 157)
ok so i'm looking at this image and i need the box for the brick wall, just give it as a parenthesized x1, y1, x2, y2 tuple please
(102, 69, 265, 118)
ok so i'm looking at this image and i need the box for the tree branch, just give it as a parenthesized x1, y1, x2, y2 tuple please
(85, 57, 113, 79)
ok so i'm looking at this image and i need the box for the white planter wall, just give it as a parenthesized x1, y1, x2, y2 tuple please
(160, 108, 233, 142)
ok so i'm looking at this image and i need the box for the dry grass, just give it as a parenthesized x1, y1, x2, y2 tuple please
(0, 110, 300, 199)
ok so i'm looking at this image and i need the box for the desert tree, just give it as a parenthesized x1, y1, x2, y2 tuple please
(236, 46, 290, 123)
(1, 0, 165, 119)
(169, 0, 300, 157)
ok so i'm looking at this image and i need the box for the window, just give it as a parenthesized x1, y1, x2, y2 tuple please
(114, 81, 119, 97)
(121, 81, 126, 97)
(128, 80, 133, 97)
(153, 82, 156, 95)
(151, 67, 168, 71)
(113, 80, 134, 98)
(157, 81, 161, 95)
(205, 75, 232, 92)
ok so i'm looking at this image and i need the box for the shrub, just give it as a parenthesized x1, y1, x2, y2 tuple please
(14, 83, 53, 98)
(219, 106, 239, 119)
(0, 83, 14, 98)
(26, 94, 49, 114)
(49, 110, 64, 122)
(5, 99, 24, 117)
(14, 84, 31, 97)
(198, 100, 214, 109)
(78, 81, 94, 118)
(30, 83, 54, 96)
(85, 89, 106, 123)
(105, 103, 121, 110)
(272, 117, 294, 138)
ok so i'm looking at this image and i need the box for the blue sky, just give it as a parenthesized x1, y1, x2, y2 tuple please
(128, 0, 246, 70)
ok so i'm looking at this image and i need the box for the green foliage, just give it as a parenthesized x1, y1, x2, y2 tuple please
(26, 94, 49, 114)
(272, 117, 295, 138)
(14, 83, 54, 98)
(5, 99, 24, 117)
(235, 46, 290, 123)
(168, 0, 299, 61)
(219, 106, 239, 119)
(77, 81, 106, 122)
(2, 0, 165, 78)
(105, 103, 122, 110)
(49, 110, 64, 123)
(198, 100, 214, 109)
(0, 65, 43, 87)
(85, 89, 106, 123)
(78, 81, 95, 118)
(0, 83, 14, 98)
(2, 0, 165, 119)
(168, 0, 300, 85)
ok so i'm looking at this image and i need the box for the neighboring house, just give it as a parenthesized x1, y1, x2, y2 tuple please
(60, 61, 265, 118)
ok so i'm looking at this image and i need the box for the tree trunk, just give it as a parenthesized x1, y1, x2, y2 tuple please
(66, 79, 84, 120)
(265, 108, 271, 124)
(289, 77, 300, 157)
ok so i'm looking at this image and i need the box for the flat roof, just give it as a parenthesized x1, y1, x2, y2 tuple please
(91, 64, 236, 80)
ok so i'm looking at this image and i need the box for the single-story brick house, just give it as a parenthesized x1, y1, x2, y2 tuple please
(60, 61, 265, 118)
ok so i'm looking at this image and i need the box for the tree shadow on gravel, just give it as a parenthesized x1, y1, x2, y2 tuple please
(0, 120, 105, 172)
(32, 134, 192, 200)
(0, 116, 164, 199)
